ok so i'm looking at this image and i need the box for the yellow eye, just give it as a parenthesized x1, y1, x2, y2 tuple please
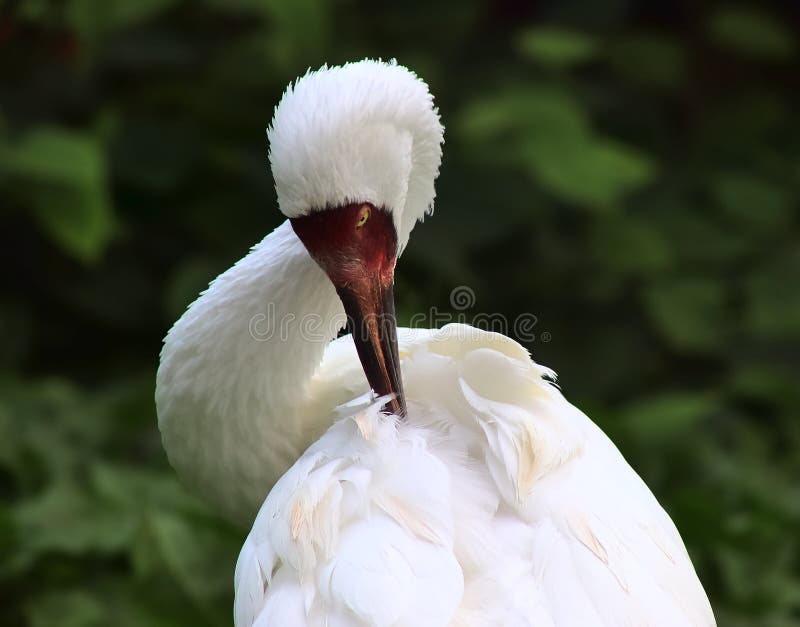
(356, 208, 370, 228)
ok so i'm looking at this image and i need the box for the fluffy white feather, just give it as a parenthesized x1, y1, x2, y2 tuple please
(156, 221, 344, 523)
(157, 61, 443, 522)
(234, 326, 715, 626)
(268, 59, 444, 251)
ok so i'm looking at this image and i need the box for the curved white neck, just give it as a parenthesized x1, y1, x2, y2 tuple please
(156, 220, 344, 523)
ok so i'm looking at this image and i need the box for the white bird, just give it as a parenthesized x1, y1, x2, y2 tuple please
(156, 60, 716, 626)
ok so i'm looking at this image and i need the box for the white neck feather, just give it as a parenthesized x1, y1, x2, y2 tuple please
(156, 221, 344, 523)
(157, 60, 445, 523)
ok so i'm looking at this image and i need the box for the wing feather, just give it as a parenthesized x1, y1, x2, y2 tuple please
(235, 324, 715, 626)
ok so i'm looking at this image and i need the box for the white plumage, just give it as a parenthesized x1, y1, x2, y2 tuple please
(156, 60, 715, 626)
(232, 327, 714, 626)
(268, 60, 443, 251)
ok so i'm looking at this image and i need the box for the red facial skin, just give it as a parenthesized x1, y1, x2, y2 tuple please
(290, 203, 406, 417)
(290, 203, 397, 290)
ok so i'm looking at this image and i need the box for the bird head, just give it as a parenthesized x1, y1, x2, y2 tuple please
(268, 59, 444, 417)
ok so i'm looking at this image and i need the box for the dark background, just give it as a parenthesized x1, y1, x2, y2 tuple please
(2, 0, 799, 625)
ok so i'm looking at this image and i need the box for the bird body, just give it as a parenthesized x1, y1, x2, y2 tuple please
(233, 325, 714, 626)
(156, 60, 715, 626)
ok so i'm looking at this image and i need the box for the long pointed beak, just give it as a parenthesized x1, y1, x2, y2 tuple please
(336, 281, 406, 417)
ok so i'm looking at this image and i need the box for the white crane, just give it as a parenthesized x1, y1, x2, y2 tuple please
(156, 60, 715, 626)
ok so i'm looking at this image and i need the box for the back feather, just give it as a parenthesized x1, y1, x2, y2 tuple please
(235, 324, 715, 626)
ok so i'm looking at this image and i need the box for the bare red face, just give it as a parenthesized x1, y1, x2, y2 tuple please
(290, 203, 397, 289)
(291, 203, 405, 417)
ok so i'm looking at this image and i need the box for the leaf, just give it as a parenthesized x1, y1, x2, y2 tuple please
(16, 0, 49, 20)
(203, 0, 330, 69)
(709, 7, 796, 60)
(459, 87, 656, 209)
(1, 128, 100, 185)
(729, 365, 800, 408)
(12, 481, 136, 563)
(520, 136, 656, 209)
(147, 510, 238, 611)
(458, 86, 588, 145)
(25, 591, 105, 627)
(517, 27, 597, 69)
(620, 392, 718, 444)
(644, 277, 729, 352)
(0, 127, 114, 262)
(590, 215, 674, 276)
(711, 173, 791, 232)
(607, 34, 686, 88)
(90, 462, 209, 517)
(0, 376, 118, 483)
(201, 0, 274, 15)
(66, 0, 180, 46)
(110, 119, 198, 191)
(744, 250, 800, 340)
(0, 506, 17, 563)
(656, 209, 752, 267)
(163, 257, 219, 320)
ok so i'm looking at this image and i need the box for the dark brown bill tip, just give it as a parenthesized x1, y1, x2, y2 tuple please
(336, 281, 406, 418)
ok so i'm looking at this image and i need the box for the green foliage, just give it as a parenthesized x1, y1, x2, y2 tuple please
(2, 1, 799, 625)
(517, 27, 597, 69)
(644, 278, 729, 351)
(459, 86, 656, 209)
(0, 128, 114, 262)
(0, 377, 239, 626)
(606, 34, 687, 88)
(712, 173, 792, 232)
(709, 6, 797, 60)
(520, 136, 655, 209)
(66, 0, 180, 51)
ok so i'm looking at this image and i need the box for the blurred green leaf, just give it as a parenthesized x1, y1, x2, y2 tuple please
(0, 378, 94, 484)
(459, 86, 588, 145)
(148, 510, 237, 612)
(517, 27, 597, 69)
(201, 0, 273, 15)
(12, 481, 135, 560)
(644, 278, 729, 352)
(745, 250, 800, 340)
(709, 7, 796, 60)
(111, 119, 199, 192)
(204, 0, 330, 69)
(460, 87, 656, 208)
(1, 128, 100, 186)
(521, 136, 655, 209)
(90, 462, 208, 517)
(705, 444, 800, 519)
(620, 391, 718, 444)
(25, 591, 105, 627)
(16, 0, 49, 21)
(656, 209, 752, 267)
(0, 127, 114, 262)
(66, 0, 180, 47)
(606, 34, 686, 88)
(163, 257, 219, 320)
(591, 215, 674, 276)
(729, 365, 800, 409)
(711, 173, 791, 232)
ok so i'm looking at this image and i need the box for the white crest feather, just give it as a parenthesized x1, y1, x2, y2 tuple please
(268, 59, 444, 252)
